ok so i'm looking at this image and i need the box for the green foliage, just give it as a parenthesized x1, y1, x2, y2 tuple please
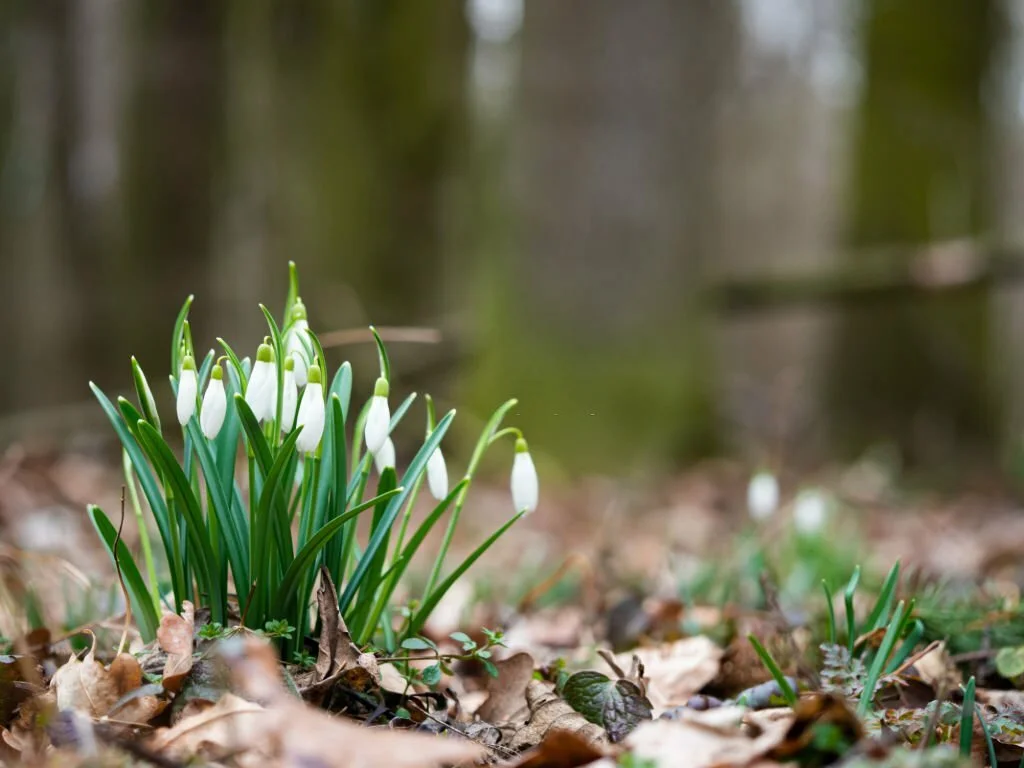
(89, 262, 531, 657)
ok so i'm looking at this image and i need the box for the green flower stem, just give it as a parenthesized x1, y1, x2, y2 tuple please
(123, 450, 161, 614)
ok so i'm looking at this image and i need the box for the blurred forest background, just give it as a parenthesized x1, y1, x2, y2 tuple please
(2, 0, 1024, 484)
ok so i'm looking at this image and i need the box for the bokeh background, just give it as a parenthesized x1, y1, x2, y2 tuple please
(3, 0, 1024, 486)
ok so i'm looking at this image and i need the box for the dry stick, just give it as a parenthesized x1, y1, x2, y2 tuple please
(114, 486, 132, 657)
(405, 698, 519, 760)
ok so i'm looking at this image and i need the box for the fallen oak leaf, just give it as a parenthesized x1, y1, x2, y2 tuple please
(605, 636, 722, 716)
(314, 567, 360, 683)
(512, 729, 613, 768)
(477, 652, 535, 723)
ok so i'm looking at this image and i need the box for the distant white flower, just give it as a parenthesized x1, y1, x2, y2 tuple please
(245, 342, 277, 423)
(426, 447, 448, 500)
(374, 436, 396, 474)
(285, 298, 311, 387)
(364, 377, 391, 456)
(200, 361, 227, 440)
(295, 364, 325, 454)
(176, 355, 198, 426)
(747, 470, 780, 522)
(793, 489, 829, 535)
(281, 356, 298, 432)
(510, 438, 538, 513)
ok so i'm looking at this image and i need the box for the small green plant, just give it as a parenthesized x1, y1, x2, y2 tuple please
(88, 263, 538, 656)
(386, 628, 508, 686)
(293, 649, 316, 669)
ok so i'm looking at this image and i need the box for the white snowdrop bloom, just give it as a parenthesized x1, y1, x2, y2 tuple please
(374, 436, 396, 474)
(364, 377, 391, 456)
(793, 489, 829, 535)
(200, 361, 227, 440)
(426, 447, 448, 501)
(510, 437, 538, 513)
(295, 364, 325, 454)
(747, 470, 780, 522)
(281, 356, 298, 432)
(285, 298, 311, 387)
(245, 341, 278, 423)
(176, 355, 198, 426)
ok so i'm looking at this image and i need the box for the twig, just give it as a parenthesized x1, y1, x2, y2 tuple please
(405, 699, 518, 759)
(114, 487, 132, 657)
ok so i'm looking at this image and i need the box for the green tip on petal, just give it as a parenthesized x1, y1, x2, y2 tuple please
(373, 376, 389, 398)
(515, 437, 529, 454)
(284, 355, 295, 371)
(289, 297, 307, 322)
(256, 343, 275, 363)
(181, 355, 197, 372)
(307, 364, 323, 385)
(211, 362, 223, 380)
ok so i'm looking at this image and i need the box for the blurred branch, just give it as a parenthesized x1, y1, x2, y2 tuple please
(318, 326, 442, 349)
(713, 240, 1024, 314)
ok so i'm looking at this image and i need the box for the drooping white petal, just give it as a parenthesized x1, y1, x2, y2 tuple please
(511, 451, 538, 513)
(747, 471, 779, 522)
(426, 447, 448, 501)
(286, 320, 310, 387)
(793, 489, 828, 535)
(200, 377, 227, 440)
(281, 367, 298, 432)
(176, 368, 198, 426)
(364, 395, 391, 456)
(245, 359, 277, 423)
(295, 382, 325, 453)
(374, 436, 396, 474)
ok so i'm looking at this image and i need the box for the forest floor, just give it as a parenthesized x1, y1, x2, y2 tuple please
(2, 442, 1024, 767)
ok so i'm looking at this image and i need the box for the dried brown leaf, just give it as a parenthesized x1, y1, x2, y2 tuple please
(605, 637, 722, 716)
(315, 568, 360, 683)
(512, 729, 612, 768)
(509, 680, 609, 752)
(158, 601, 195, 694)
(150, 692, 483, 767)
(477, 652, 535, 723)
(626, 706, 790, 768)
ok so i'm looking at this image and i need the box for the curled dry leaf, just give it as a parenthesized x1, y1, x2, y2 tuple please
(626, 705, 791, 768)
(157, 601, 195, 694)
(509, 680, 609, 752)
(605, 636, 723, 716)
(50, 634, 161, 724)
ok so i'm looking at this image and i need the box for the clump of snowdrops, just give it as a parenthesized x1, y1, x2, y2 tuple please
(89, 263, 538, 657)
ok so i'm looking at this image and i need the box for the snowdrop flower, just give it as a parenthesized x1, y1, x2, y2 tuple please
(374, 436, 396, 474)
(510, 437, 538, 513)
(364, 377, 390, 456)
(295, 363, 325, 454)
(281, 356, 298, 432)
(285, 298, 311, 387)
(200, 360, 227, 440)
(426, 446, 448, 500)
(245, 341, 277, 423)
(793, 489, 829, 535)
(176, 355, 198, 426)
(747, 470, 780, 522)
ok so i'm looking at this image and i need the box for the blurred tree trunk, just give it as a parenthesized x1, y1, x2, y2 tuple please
(825, 0, 1001, 469)
(464, 0, 734, 472)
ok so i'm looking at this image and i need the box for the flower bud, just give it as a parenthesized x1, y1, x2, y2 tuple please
(176, 355, 198, 426)
(747, 470, 779, 522)
(295, 364, 325, 453)
(364, 377, 390, 456)
(374, 436, 396, 474)
(281, 356, 298, 432)
(285, 298, 311, 387)
(426, 447, 448, 501)
(793, 489, 829, 535)
(510, 437, 538, 513)
(245, 341, 277, 423)
(200, 362, 227, 440)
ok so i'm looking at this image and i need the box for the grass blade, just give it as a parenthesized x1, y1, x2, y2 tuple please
(864, 561, 900, 633)
(170, 295, 194, 375)
(822, 580, 836, 646)
(857, 600, 907, 718)
(960, 676, 976, 758)
(746, 634, 799, 707)
(845, 565, 861, 653)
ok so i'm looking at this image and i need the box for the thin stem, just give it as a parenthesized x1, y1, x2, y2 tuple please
(487, 427, 522, 446)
